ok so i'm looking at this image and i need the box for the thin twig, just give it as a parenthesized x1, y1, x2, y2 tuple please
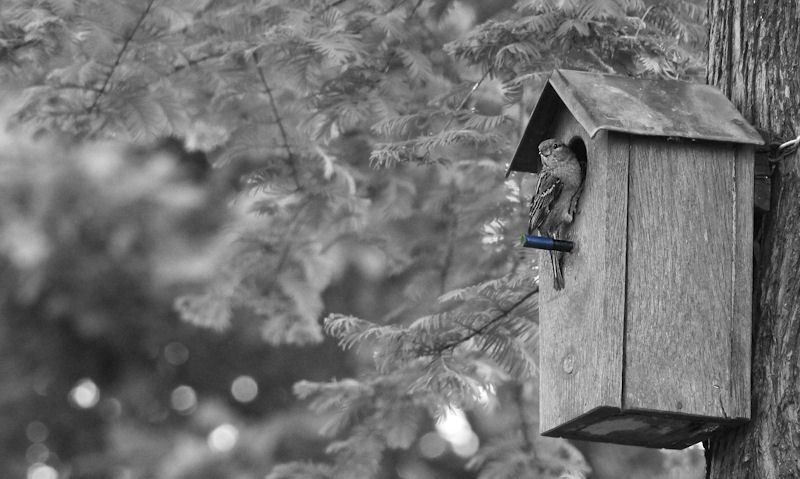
(6, 39, 38, 52)
(634, 4, 660, 40)
(439, 233, 456, 295)
(585, 48, 615, 73)
(321, 0, 348, 13)
(456, 70, 491, 112)
(408, 0, 425, 19)
(167, 52, 227, 77)
(252, 52, 302, 189)
(272, 199, 312, 275)
(438, 190, 458, 295)
(441, 69, 492, 131)
(88, 0, 156, 113)
(436, 286, 539, 352)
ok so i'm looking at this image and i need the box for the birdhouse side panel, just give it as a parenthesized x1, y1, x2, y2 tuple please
(624, 139, 738, 419)
(730, 144, 754, 420)
(538, 111, 626, 433)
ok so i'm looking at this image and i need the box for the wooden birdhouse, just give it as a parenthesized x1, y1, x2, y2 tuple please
(508, 70, 763, 449)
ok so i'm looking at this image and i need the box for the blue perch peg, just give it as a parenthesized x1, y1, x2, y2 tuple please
(521, 234, 574, 253)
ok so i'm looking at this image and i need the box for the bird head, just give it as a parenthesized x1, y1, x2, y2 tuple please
(538, 139, 570, 166)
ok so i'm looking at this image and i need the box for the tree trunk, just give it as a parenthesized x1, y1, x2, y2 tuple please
(706, 0, 800, 477)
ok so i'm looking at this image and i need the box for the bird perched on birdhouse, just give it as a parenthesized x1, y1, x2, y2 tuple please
(528, 138, 583, 289)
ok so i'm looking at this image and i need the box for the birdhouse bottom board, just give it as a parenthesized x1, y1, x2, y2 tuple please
(541, 406, 744, 450)
(535, 124, 752, 449)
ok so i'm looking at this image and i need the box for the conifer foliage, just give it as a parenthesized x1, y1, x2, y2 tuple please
(2, 0, 705, 477)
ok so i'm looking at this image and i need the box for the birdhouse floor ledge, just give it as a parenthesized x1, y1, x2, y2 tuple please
(541, 406, 748, 449)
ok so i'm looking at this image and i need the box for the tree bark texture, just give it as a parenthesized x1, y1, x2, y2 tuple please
(707, 0, 800, 477)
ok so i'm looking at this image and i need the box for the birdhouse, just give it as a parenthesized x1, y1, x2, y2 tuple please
(508, 70, 763, 449)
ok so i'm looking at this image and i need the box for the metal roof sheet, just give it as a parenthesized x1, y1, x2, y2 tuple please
(507, 69, 764, 175)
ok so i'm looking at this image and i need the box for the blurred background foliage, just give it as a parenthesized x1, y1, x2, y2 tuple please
(1, 0, 705, 478)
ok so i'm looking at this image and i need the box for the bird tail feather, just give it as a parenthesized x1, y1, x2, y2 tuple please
(550, 250, 564, 290)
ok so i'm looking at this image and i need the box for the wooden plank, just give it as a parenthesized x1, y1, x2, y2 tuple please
(729, 145, 753, 419)
(538, 109, 625, 432)
(603, 132, 629, 409)
(624, 139, 735, 418)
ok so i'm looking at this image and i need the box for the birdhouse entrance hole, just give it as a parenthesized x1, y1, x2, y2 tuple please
(567, 136, 587, 180)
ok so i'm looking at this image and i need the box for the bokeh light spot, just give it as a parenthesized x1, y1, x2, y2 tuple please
(27, 463, 57, 479)
(25, 444, 49, 464)
(435, 407, 480, 458)
(451, 432, 479, 457)
(230, 375, 258, 403)
(207, 424, 238, 452)
(164, 342, 189, 365)
(69, 378, 100, 409)
(26, 421, 49, 443)
(170, 385, 197, 414)
(418, 431, 447, 459)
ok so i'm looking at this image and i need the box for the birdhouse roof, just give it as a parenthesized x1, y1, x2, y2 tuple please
(507, 69, 764, 174)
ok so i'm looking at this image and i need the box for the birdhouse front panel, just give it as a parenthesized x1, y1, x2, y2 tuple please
(537, 107, 627, 437)
(509, 70, 761, 449)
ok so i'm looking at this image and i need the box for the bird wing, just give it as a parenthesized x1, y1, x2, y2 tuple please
(528, 170, 563, 234)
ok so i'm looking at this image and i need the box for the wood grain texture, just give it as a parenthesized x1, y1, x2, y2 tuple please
(730, 145, 753, 420)
(538, 108, 625, 433)
(603, 132, 629, 410)
(707, 0, 800, 144)
(624, 138, 736, 418)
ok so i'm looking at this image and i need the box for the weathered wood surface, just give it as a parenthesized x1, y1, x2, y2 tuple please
(624, 138, 740, 419)
(602, 131, 630, 413)
(536, 108, 753, 448)
(538, 108, 626, 433)
(730, 145, 753, 420)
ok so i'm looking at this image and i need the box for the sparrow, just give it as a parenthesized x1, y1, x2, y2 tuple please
(528, 139, 583, 290)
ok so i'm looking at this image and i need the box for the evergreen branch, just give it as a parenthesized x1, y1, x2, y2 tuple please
(350, 0, 405, 35)
(167, 52, 227, 77)
(401, 0, 441, 60)
(584, 48, 615, 73)
(88, 0, 156, 113)
(4, 38, 38, 53)
(321, 0, 348, 13)
(435, 286, 538, 353)
(408, 0, 425, 19)
(439, 235, 455, 295)
(634, 4, 661, 39)
(451, 316, 483, 336)
(253, 52, 302, 189)
(272, 198, 312, 275)
(439, 194, 458, 295)
(441, 69, 492, 131)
